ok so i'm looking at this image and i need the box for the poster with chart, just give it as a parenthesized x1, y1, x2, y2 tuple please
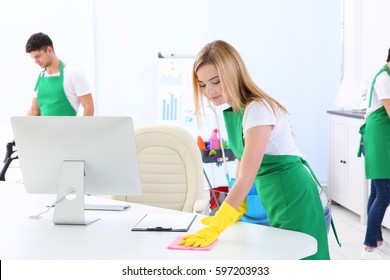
(158, 57, 195, 126)
(157, 55, 223, 138)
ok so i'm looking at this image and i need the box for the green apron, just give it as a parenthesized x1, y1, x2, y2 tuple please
(34, 60, 76, 116)
(358, 64, 390, 179)
(223, 107, 330, 260)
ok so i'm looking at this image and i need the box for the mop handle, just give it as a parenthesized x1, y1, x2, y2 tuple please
(214, 108, 230, 185)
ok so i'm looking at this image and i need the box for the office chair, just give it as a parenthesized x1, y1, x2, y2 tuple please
(1, 141, 17, 181)
(113, 124, 207, 213)
(0, 141, 22, 183)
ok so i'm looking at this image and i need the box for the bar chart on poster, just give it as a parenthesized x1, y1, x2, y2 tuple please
(161, 92, 179, 121)
(157, 53, 217, 137)
(157, 55, 194, 124)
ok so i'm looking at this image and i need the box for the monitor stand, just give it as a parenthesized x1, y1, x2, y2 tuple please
(53, 160, 100, 225)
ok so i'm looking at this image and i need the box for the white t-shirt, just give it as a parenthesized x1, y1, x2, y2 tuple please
(34, 65, 91, 112)
(242, 100, 302, 157)
(365, 70, 390, 118)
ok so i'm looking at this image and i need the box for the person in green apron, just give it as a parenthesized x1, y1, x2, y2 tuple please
(179, 40, 332, 259)
(25, 32, 94, 116)
(358, 48, 390, 260)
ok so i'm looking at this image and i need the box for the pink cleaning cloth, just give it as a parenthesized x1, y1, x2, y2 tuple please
(167, 236, 217, 251)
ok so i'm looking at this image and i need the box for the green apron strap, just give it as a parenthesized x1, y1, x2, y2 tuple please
(368, 65, 389, 108)
(34, 70, 45, 92)
(300, 158, 322, 189)
(331, 219, 342, 247)
(357, 66, 386, 157)
(357, 125, 365, 157)
(300, 158, 342, 247)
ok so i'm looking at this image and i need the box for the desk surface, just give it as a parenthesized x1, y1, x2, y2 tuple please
(0, 182, 317, 260)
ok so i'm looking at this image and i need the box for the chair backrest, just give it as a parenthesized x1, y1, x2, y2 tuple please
(113, 124, 204, 212)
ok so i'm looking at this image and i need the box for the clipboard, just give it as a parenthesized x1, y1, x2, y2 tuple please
(132, 213, 197, 232)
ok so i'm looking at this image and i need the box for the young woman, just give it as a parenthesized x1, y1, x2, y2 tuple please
(179, 40, 330, 260)
(358, 48, 390, 260)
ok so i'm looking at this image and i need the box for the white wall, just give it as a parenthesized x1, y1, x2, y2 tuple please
(0, 0, 95, 152)
(343, 0, 390, 81)
(94, 0, 342, 182)
(361, 0, 390, 79)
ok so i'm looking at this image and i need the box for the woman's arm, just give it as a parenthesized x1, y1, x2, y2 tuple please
(383, 99, 390, 118)
(225, 125, 272, 209)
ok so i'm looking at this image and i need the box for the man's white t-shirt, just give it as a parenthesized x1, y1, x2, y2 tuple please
(242, 100, 303, 157)
(365, 70, 390, 118)
(34, 65, 91, 112)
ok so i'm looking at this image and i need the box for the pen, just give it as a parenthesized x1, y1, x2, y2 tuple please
(146, 227, 172, 231)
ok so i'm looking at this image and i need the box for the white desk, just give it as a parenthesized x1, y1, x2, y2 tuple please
(0, 182, 317, 260)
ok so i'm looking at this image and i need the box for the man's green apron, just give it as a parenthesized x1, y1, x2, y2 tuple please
(358, 64, 390, 179)
(34, 60, 76, 116)
(223, 108, 330, 260)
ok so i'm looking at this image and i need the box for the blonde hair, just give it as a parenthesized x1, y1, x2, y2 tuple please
(192, 40, 288, 123)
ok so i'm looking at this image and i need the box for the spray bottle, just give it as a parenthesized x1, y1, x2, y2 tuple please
(209, 128, 221, 150)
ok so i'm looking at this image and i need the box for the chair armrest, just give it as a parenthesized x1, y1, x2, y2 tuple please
(193, 199, 209, 214)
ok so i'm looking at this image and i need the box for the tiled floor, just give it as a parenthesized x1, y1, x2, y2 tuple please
(328, 203, 390, 260)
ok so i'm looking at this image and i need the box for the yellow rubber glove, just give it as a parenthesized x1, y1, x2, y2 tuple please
(179, 201, 240, 248)
(201, 198, 248, 225)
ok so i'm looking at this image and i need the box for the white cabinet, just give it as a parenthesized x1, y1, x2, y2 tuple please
(328, 111, 368, 223)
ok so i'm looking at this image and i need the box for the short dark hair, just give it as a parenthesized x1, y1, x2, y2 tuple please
(25, 32, 54, 53)
(387, 48, 390, 63)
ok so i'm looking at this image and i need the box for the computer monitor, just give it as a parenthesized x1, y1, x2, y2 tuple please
(10, 116, 142, 225)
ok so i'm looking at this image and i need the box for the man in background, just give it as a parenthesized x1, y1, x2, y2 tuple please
(25, 32, 94, 116)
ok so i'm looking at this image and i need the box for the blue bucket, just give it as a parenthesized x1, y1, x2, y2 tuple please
(229, 178, 269, 225)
